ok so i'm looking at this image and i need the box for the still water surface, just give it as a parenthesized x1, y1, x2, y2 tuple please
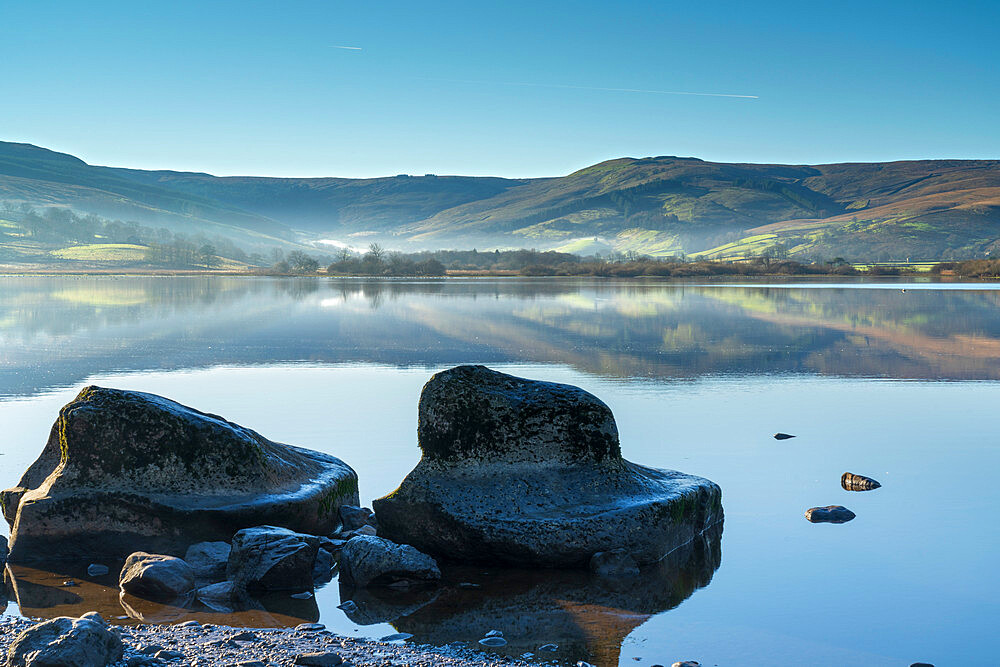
(1, 276, 998, 666)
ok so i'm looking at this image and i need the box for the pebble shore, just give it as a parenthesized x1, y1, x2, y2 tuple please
(0, 616, 543, 667)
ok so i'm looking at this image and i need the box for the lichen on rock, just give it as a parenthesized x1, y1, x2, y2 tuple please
(374, 365, 723, 568)
(2, 386, 359, 562)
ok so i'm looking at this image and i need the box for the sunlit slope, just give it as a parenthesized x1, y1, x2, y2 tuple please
(3, 141, 1000, 258)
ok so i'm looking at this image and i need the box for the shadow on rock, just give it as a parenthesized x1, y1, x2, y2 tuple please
(346, 523, 722, 666)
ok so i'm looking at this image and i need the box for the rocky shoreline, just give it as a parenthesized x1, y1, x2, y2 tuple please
(0, 615, 551, 667)
(0, 365, 725, 667)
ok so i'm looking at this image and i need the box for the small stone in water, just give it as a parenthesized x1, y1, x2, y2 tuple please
(672, 662, 701, 667)
(577, 662, 597, 667)
(290, 591, 314, 599)
(773, 432, 795, 440)
(62, 580, 78, 587)
(296, 623, 326, 632)
(479, 637, 508, 647)
(337, 600, 358, 613)
(379, 633, 413, 642)
(538, 644, 559, 651)
(484, 630, 503, 637)
(87, 563, 110, 576)
(521, 653, 535, 659)
(805, 505, 856, 523)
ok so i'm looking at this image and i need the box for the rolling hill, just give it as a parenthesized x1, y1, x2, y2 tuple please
(2, 140, 999, 261)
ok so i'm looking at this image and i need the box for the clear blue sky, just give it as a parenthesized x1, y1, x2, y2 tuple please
(2, 1, 998, 177)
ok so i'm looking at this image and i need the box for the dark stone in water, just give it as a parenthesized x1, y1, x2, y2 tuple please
(1, 386, 359, 562)
(339, 535, 441, 589)
(805, 505, 856, 523)
(374, 366, 723, 568)
(841, 472, 881, 491)
(227, 526, 320, 592)
(119, 552, 196, 601)
(773, 433, 795, 440)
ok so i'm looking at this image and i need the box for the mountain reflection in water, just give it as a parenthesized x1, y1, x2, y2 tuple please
(2, 277, 1000, 399)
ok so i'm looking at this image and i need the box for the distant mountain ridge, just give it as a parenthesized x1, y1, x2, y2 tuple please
(2, 140, 999, 260)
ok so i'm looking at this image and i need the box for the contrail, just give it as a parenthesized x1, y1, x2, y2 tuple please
(330, 45, 362, 50)
(419, 77, 757, 99)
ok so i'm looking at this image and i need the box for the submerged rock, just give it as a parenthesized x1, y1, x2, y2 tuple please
(841, 472, 881, 491)
(374, 366, 723, 567)
(773, 433, 795, 440)
(119, 552, 196, 601)
(1, 386, 358, 562)
(805, 506, 856, 524)
(339, 535, 441, 588)
(7, 612, 123, 667)
(227, 526, 319, 592)
(86, 564, 109, 577)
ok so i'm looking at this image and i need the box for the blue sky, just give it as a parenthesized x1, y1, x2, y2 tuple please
(1, 1, 997, 177)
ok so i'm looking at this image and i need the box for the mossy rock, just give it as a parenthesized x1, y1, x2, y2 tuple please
(2, 387, 358, 562)
(374, 366, 722, 567)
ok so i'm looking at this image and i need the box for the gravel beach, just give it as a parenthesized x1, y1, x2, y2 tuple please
(0, 615, 545, 667)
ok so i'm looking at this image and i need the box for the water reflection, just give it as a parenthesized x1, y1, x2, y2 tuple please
(3, 277, 1000, 398)
(343, 525, 721, 665)
(3, 563, 318, 627)
(4, 523, 719, 665)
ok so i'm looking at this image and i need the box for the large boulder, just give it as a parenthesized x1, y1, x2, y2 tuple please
(227, 525, 319, 592)
(339, 535, 441, 588)
(374, 366, 723, 567)
(7, 612, 123, 667)
(119, 553, 195, 601)
(1, 386, 359, 562)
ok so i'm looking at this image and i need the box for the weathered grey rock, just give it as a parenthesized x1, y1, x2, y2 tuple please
(374, 366, 723, 567)
(339, 535, 441, 588)
(119, 552, 195, 601)
(7, 612, 123, 667)
(1, 386, 358, 562)
(339, 506, 375, 531)
(841, 472, 881, 491)
(341, 525, 377, 539)
(227, 526, 319, 592)
(184, 541, 232, 582)
(589, 549, 640, 577)
(805, 505, 856, 523)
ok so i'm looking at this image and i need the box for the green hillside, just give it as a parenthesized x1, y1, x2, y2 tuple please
(2, 141, 1000, 261)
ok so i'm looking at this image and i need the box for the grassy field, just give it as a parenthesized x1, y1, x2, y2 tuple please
(50, 243, 149, 261)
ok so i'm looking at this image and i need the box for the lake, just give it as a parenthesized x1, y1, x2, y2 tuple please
(1, 276, 998, 666)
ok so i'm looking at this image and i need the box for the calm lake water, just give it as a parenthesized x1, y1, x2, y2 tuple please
(1, 276, 998, 666)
